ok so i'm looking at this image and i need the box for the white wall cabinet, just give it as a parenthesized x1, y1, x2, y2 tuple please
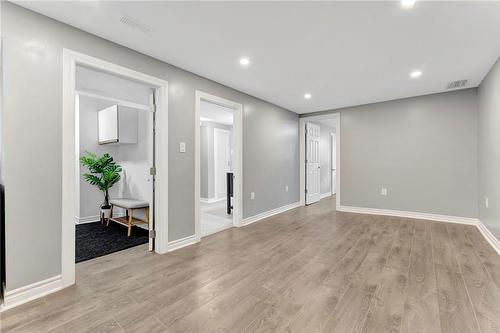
(98, 105, 138, 144)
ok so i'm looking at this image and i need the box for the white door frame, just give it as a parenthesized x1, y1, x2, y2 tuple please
(62, 49, 169, 289)
(213, 128, 231, 200)
(299, 113, 340, 208)
(195, 91, 243, 241)
(331, 132, 336, 195)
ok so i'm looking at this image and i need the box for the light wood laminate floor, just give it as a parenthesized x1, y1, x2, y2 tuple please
(2, 196, 500, 332)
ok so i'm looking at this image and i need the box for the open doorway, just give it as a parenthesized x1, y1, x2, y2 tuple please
(62, 50, 168, 289)
(75, 65, 155, 262)
(299, 113, 340, 209)
(195, 91, 242, 239)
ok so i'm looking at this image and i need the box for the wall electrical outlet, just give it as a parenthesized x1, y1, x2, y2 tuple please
(381, 188, 388, 196)
(250, 192, 255, 200)
(485, 197, 489, 208)
(285, 185, 289, 192)
(179, 142, 186, 153)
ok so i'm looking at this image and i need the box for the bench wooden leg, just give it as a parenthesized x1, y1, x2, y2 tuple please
(127, 208, 133, 237)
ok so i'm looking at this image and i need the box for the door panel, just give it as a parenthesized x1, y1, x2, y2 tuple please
(306, 122, 321, 204)
(214, 129, 231, 199)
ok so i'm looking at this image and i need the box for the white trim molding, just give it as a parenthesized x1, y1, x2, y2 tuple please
(477, 221, 500, 256)
(76, 214, 126, 224)
(299, 113, 340, 209)
(167, 234, 199, 252)
(62, 49, 170, 290)
(242, 202, 301, 226)
(338, 205, 500, 256)
(320, 192, 332, 199)
(338, 205, 480, 225)
(76, 215, 101, 224)
(0, 275, 63, 312)
(194, 90, 243, 241)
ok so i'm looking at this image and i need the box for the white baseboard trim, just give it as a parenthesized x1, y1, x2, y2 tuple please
(200, 197, 225, 204)
(337, 205, 479, 225)
(0, 275, 63, 312)
(167, 234, 199, 252)
(76, 213, 126, 224)
(76, 215, 100, 224)
(320, 192, 332, 199)
(477, 221, 500, 256)
(242, 202, 301, 226)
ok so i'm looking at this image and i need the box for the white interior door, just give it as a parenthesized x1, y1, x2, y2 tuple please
(214, 128, 231, 200)
(306, 122, 321, 204)
(331, 133, 336, 195)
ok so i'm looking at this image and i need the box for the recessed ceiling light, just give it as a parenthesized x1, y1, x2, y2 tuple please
(239, 58, 250, 66)
(304, 93, 312, 100)
(410, 70, 422, 78)
(401, 0, 416, 8)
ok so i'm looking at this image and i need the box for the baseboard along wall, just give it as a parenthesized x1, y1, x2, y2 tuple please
(242, 202, 301, 226)
(0, 275, 64, 312)
(338, 205, 500, 255)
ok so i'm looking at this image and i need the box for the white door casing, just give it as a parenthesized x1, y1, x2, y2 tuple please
(63, 49, 169, 293)
(306, 122, 321, 204)
(195, 90, 243, 242)
(214, 128, 231, 199)
(331, 133, 336, 195)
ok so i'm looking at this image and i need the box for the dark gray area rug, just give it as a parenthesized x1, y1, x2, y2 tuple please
(76, 221, 148, 263)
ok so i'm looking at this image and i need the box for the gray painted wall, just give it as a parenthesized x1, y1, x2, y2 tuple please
(478, 57, 500, 240)
(2, 3, 299, 291)
(304, 89, 478, 218)
(200, 121, 232, 199)
(340, 89, 478, 217)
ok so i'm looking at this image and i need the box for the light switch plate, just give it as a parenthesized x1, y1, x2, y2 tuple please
(381, 188, 388, 196)
(250, 192, 255, 200)
(179, 142, 186, 153)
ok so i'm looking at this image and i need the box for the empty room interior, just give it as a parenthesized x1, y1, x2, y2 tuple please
(1, 1, 500, 332)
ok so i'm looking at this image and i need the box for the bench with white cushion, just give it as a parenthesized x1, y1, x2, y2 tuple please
(107, 198, 150, 236)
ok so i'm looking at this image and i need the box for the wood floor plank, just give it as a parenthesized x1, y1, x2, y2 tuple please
(322, 217, 401, 332)
(447, 223, 500, 332)
(401, 221, 441, 333)
(2, 196, 499, 333)
(463, 225, 500, 291)
(361, 220, 415, 333)
(431, 222, 481, 333)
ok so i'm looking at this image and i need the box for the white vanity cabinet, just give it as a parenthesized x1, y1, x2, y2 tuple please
(98, 105, 138, 144)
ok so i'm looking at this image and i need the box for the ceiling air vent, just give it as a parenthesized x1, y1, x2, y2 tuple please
(120, 15, 151, 34)
(446, 79, 468, 90)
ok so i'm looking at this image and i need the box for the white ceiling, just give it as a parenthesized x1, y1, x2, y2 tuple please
(16, 1, 500, 113)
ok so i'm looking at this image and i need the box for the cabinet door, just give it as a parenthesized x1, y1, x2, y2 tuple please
(98, 105, 118, 144)
(117, 106, 138, 144)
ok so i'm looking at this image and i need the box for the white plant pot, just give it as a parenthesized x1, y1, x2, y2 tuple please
(101, 208, 111, 218)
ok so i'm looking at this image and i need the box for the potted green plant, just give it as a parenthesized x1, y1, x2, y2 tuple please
(80, 152, 122, 219)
